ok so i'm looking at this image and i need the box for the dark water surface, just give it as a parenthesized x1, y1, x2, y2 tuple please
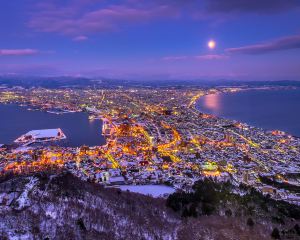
(0, 104, 106, 147)
(197, 89, 300, 137)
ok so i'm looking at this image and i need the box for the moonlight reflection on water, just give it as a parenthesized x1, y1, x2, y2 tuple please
(197, 89, 300, 137)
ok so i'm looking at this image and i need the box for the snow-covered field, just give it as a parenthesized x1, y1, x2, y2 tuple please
(118, 185, 175, 198)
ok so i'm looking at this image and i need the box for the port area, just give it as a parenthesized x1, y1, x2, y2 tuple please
(14, 128, 66, 146)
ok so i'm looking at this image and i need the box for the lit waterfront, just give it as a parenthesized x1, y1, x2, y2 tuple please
(0, 87, 299, 206)
(0, 104, 106, 147)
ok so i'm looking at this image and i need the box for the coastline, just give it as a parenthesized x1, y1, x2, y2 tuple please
(195, 87, 300, 137)
(0, 103, 106, 147)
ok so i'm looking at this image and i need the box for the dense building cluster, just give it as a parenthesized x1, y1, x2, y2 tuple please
(0, 87, 299, 204)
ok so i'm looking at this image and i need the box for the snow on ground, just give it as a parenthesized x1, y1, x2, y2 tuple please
(118, 185, 175, 198)
(14, 177, 38, 210)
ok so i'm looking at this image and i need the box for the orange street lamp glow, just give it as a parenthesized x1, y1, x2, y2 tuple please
(208, 40, 216, 49)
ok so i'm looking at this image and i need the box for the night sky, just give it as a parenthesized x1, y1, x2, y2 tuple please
(0, 0, 300, 80)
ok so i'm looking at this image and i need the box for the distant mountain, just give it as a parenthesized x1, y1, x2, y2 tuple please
(0, 75, 93, 88)
(1, 75, 300, 89)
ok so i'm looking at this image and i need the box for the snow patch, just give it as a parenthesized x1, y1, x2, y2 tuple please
(14, 177, 38, 210)
(118, 185, 175, 198)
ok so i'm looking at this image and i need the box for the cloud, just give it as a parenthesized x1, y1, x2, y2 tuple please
(205, 0, 300, 14)
(72, 35, 88, 41)
(162, 54, 228, 61)
(0, 63, 62, 75)
(194, 54, 228, 60)
(162, 56, 188, 61)
(28, 2, 178, 36)
(0, 49, 39, 56)
(148, 0, 300, 15)
(225, 34, 300, 55)
(27, 0, 299, 38)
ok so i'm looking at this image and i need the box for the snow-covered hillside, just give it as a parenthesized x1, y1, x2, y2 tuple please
(0, 172, 179, 240)
(0, 172, 290, 240)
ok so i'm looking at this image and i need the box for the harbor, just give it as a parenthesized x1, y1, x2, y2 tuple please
(0, 104, 106, 147)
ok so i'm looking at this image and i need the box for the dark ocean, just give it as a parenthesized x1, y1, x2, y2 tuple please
(196, 88, 300, 137)
(0, 104, 106, 147)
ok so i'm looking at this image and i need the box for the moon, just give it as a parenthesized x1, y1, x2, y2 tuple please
(208, 40, 216, 49)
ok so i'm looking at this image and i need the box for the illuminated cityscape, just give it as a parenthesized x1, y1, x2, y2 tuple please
(0, 86, 299, 205)
(1, 0, 300, 239)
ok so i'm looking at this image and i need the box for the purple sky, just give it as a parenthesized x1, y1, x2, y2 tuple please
(0, 0, 300, 80)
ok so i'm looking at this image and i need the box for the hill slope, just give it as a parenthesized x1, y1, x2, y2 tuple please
(0, 172, 287, 240)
